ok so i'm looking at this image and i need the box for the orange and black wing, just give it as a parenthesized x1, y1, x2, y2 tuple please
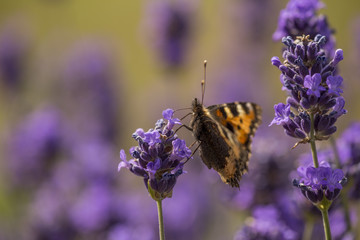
(207, 102, 262, 151)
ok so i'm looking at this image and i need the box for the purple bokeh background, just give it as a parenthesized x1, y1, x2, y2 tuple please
(0, 0, 359, 239)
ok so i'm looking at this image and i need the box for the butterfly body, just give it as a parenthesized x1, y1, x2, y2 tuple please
(191, 98, 261, 188)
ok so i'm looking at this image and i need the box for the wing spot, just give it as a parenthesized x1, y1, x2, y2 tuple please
(226, 122, 234, 133)
(220, 107, 228, 119)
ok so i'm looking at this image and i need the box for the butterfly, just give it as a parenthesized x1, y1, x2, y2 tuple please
(189, 62, 262, 188)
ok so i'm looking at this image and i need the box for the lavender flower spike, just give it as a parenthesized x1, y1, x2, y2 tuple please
(119, 108, 191, 201)
(270, 35, 346, 142)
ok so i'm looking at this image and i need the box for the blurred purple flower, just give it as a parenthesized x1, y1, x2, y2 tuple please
(336, 122, 360, 199)
(107, 225, 156, 240)
(273, 0, 335, 56)
(142, 1, 195, 67)
(234, 205, 297, 240)
(119, 108, 191, 200)
(0, 20, 28, 90)
(6, 106, 64, 187)
(160, 175, 211, 240)
(24, 139, 131, 240)
(69, 183, 112, 232)
(329, 207, 358, 240)
(223, 132, 300, 230)
(62, 42, 118, 141)
(337, 122, 360, 166)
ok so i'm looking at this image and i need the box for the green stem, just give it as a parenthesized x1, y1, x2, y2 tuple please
(156, 200, 165, 240)
(309, 113, 319, 168)
(320, 209, 332, 240)
(310, 112, 331, 239)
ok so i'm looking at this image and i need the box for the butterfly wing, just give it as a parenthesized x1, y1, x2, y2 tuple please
(191, 100, 261, 187)
(207, 102, 262, 152)
(205, 102, 262, 187)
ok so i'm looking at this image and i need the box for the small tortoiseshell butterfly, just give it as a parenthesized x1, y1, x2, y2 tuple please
(190, 61, 262, 188)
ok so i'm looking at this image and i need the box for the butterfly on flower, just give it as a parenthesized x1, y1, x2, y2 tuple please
(189, 61, 262, 188)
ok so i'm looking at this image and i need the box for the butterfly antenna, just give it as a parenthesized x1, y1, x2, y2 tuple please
(201, 60, 207, 105)
(174, 107, 192, 113)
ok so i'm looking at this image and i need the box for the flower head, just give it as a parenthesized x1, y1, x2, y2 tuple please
(273, 0, 335, 56)
(293, 165, 346, 203)
(270, 35, 346, 141)
(119, 109, 191, 200)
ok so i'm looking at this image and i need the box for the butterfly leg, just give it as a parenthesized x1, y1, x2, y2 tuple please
(166, 125, 193, 140)
(173, 124, 193, 136)
(180, 112, 193, 121)
(184, 141, 201, 164)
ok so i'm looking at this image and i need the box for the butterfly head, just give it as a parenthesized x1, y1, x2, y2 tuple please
(191, 98, 203, 112)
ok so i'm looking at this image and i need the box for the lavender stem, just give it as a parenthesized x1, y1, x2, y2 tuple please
(156, 199, 165, 240)
(309, 113, 319, 168)
(320, 208, 332, 240)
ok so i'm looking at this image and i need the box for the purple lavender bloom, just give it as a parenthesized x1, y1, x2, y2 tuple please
(304, 73, 326, 97)
(23, 139, 135, 240)
(270, 103, 309, 138)
(234, 205, 297, 240)
(159, 175, 211, 240)
(269, 103, 292, 126)
(273, 0, 335, 56)
(68, 183, 113, 232)
(119, 108, 191, 200)
(295, 151, 332, 179)
(329, 208, 358, 240)
(293, 165, 346, 203)
(163, 108, 182, 130)
(6, 106, 63, 187)
(270, 35, 346, 141)
(0, 21, 28, 90)
(337, 122, 360, 166)
(336, 122, 360, 199)
(143, 1, 194, 68)
(326, 75, 343, 96)
(62, 42, 118, 142)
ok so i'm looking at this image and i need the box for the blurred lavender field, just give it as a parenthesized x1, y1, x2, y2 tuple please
(0, 0, 359, 239)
